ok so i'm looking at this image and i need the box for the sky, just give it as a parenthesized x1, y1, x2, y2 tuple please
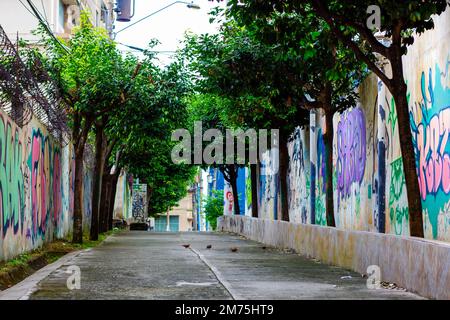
(114, 0, 226, 65)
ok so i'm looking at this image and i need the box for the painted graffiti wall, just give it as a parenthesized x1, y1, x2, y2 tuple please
(132, 183, 147, 221)
(223, 181, 234, 215)
(334, 75, 378, 232)
(245, 167, 252, 216)
(400, 7, 450, 241)
(258, 148, 280, 220)
(222, 167, 249, 216)
(252, 7, 450, 242)
(0, 109, 95, 261)
(113, 170, 133, 221)
(335, 7, 450, 240)
(287, 127, 310, 223)
(236, 167, 246, 215)
(311, 110, 328, 225)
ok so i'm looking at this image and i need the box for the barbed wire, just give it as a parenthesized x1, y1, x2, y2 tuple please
(0, 24, 69, 145)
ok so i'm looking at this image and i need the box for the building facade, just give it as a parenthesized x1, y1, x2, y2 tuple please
(154, 191, 194, 232)
(0, 0, 114, 43)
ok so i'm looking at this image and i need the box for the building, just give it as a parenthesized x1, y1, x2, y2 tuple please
(0, 0, 114, 43)
(154, 190, 194, 232)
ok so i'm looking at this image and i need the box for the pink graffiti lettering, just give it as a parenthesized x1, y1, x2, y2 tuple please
(416, 107, 450, 200)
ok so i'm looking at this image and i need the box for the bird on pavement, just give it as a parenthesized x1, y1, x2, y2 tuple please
(206, 245, 212, 249)
(230, 247, 238, 252)
(182, 244, 190, 249)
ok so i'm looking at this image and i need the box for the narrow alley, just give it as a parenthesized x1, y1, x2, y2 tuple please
(1, 232, 421, 300)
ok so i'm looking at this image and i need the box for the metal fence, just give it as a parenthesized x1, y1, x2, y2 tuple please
(0, 24, 69, 144)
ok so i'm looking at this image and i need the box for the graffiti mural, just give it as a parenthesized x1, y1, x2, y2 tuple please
(374, 100, 387, 233)
(0, 110, 95, 261)
(388, 158, 409, 235)
(249, 9, 450, 242)
(224, 181, 234, 215)
(411, 61, 450, 239)
(29, 129, 52, 242)
(0, 115, 25, 239)
(336, 107, 367, 200)
(287, 127, 310, 223)
(258, 149, 279, 220)
(132, 183, 147, 222)
(315, 128, 327, 226)
(57, 145, 73, 238)
(245, 167, 252, 216)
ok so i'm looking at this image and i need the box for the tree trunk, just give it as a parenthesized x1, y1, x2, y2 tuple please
(279, 134, 290, 221)
(230, 172, 240, 216)
(72, 146, 85, 244)
(90, 125, 105, 241)
(107, 170, 120, 231)
(392, 73, 424, 237)
(71, 115, 93, 244)
(229, 165, 241, 216)
(324, 109, 336, 227)
(250, 164, 258, 218)
(99, 171, 111, 233)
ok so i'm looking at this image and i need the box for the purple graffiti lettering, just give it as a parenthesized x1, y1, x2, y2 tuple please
(337, 107, 367, 198)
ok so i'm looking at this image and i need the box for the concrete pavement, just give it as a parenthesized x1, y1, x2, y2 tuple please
(5, 231, 423, 299)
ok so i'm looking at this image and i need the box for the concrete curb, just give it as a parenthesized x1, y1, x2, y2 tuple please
(189, 248, 240, 300)
(0, 249, 87, 300)
(218, 215, 450, 300)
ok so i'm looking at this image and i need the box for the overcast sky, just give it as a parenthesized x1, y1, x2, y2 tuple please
(114, 0, 226, 65)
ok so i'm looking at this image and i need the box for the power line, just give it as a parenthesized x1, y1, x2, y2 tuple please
(117, 42, 176, 53)
(113, 1, 200, 38)
(40, 0, 50, 29)
(25, 0, 70, 53)
(27, 0, 52, 29)
(18, 0, 37, 18)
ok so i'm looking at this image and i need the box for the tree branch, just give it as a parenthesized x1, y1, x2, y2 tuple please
(311, 0, 393, 91)
(330, 12, 390, 57)
(77, 116, 94, 153)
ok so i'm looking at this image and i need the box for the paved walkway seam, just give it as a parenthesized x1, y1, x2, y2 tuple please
(189, 248, 240, 300)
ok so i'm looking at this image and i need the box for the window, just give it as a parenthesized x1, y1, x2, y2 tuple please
(101, 3, 108, 24)
(58, 0, 65, 31)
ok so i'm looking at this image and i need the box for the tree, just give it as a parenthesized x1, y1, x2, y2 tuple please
(119, 58, 197, 217)
(89, 53, 144, 240)
(204, 190, 224, 230)
(183, 29, 310, 221)
(185, 93, 245, 216)
(226, 0, 449, 236)
(225, 8, 367, 226)
(39, 13, 131, 243)
(183, 35, 249, 217)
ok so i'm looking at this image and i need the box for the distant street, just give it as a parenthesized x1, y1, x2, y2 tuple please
(23, 232, 422, 300)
